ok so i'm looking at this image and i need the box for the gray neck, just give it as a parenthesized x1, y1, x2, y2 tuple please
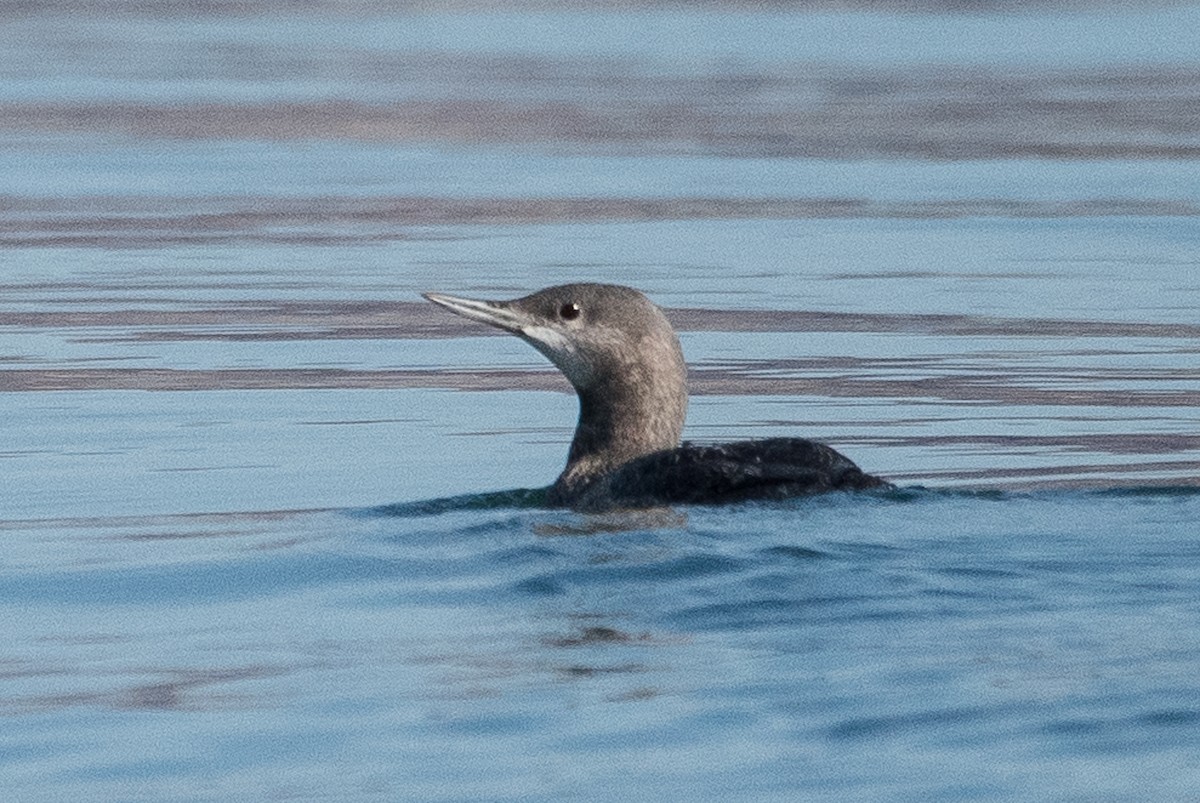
(553, 356, 687, 497)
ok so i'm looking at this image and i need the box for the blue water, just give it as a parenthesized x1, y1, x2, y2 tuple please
(3, 1, 1200, 799)
(5, 488, 1200, 799)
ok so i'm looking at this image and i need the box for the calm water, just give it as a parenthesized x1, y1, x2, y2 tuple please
(3, 2, 1200, 799)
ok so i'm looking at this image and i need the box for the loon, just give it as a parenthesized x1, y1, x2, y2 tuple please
(424, 283, 889, 511)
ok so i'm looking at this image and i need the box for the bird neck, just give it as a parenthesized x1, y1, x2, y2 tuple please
(554, 364, 687, 497)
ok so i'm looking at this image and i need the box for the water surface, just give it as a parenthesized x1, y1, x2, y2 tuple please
(2, 1, 1199, 799)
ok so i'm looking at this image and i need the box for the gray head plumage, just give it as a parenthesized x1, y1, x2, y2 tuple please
(424, 283, 689, 499)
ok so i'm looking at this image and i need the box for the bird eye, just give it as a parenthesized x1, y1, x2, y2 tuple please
(559, 302, 581, 321)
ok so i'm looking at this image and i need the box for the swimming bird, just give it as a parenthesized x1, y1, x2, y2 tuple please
(424, 283, 889, 511)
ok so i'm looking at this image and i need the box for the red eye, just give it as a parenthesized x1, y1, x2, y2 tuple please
(559, 302, 581, 321)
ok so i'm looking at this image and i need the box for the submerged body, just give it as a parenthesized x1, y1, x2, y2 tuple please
(424, 283, 889, 511)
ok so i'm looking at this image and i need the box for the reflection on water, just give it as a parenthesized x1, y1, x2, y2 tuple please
(6, 489, 1200, 799)
(6, 196, 1200, 249)
(5, 285, 1198, 493)
(4, 4, 1200, 158)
